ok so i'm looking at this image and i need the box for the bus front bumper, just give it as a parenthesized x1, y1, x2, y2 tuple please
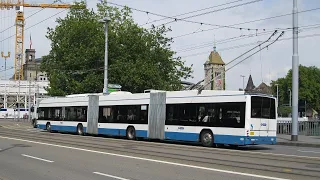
(244, 136, 277, 145)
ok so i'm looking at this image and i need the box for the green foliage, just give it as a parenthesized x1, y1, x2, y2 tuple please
(278, 106, 291, 117)
(270, 65, 320, 111)
(41, 1, 193, 96)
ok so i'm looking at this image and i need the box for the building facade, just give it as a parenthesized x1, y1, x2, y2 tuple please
(0, 80, 49, 118)
(203, 46, 225, 90)
(3, 48, 49, 118)
(242, 74, 272, 94)
(22, 49, 48, 81)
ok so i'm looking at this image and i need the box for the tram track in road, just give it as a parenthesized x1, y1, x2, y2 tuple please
(2, 128, 320, 165)
(1, 128, 320, 179)
(3, 126, 320, 163)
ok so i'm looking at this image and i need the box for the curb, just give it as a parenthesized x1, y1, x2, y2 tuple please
(276, 141, 320, 148)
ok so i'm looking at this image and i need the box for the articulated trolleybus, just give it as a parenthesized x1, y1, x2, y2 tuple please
(34, 90, 277, 147)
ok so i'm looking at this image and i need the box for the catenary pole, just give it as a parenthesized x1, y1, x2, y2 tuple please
(291, 0, 299, 141)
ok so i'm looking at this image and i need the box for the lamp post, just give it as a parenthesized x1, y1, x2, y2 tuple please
(291, 0, 299, 141)
(100, 13, 111, 94)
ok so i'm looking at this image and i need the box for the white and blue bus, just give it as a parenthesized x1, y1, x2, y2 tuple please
(34, 90, 277, 147)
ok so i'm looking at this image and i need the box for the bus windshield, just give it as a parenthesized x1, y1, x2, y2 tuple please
(251, 96, 276, 119)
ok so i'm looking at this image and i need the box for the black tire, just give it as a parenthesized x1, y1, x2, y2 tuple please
(200, 130, 213, 147)
(77, 124, 84, 135)
(46, 123, 51, 133)
(126, 126, 136, 140)
(229, 144, 238, 149)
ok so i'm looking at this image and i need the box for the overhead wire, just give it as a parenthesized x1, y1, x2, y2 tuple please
(187, 31, 278, 90)
(176, 23, 320, 53)
(171, 7, 320, 39)
(108, 1, 271, 32)
(197, 32, 285, 92)
(156, 0, 263, 28)
(179, 32, 320, 59)
(141, 0, 245, 26)
(0, 9, 68, 43)
(0, 0, 61, 34)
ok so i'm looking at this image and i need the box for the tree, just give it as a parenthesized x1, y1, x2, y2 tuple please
(41, 1, 193, 96)
(270, 65, 320, 111)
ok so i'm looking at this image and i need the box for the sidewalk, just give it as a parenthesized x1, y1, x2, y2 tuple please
(277, 134, 320, 148)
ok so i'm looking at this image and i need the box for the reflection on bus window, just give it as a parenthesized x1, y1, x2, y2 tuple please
(251, 96, 276, 119)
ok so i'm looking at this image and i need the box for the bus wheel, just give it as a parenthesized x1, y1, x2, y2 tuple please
(126, 126, 136, 140)
(201, 131, 213, 147)
(77, 124, 84, 136)
(46, 123, 51, 133)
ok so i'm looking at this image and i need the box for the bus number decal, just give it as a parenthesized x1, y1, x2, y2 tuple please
(261, 123, 267, 126)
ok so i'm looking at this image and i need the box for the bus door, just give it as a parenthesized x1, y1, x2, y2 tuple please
(147, 92, 166, 140)
(251, 96, 276, 137)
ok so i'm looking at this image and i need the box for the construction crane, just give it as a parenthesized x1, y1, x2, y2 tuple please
(0, 0, 85, 80)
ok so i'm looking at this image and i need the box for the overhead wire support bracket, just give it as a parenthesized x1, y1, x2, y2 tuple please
(196, 31, 284, 94)
(188, 31, 278, 91)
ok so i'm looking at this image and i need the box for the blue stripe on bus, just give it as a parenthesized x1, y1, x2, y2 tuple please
(51, 125, 77, 132)
(37, 124, 86, 134)
(164, 132, 276, 145)
(165, 132, 199, 141)
(36, 125, 276, 145)
(98, 128, 148, 138)
(38, 124, 46, 129)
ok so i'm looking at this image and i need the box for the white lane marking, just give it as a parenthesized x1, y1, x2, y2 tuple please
(93, 172, 130, 180)
(1, 136, 289, 180)
(1, 126, 319, 160)
(7, 130, 320, 161)
(21, 154, 54, 163)
(298, 150, 320, 154)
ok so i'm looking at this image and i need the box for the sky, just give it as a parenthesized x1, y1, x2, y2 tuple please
(0, 0, 319, 90)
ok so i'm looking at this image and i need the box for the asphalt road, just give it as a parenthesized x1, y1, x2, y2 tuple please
(0, 125, 320, 180)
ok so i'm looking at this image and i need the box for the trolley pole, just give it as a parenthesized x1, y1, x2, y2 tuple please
(291, 0, 299, 141)
(101, 13, 110, 95)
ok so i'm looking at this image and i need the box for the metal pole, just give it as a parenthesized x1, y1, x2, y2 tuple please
(276, 84, 279, 108)
(18, 55, 21, 122)
(240, 75, 245, 91)
(28, 79, 31, 122)
(291, 0, 299, 141)
(102, 14, 110, 94)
